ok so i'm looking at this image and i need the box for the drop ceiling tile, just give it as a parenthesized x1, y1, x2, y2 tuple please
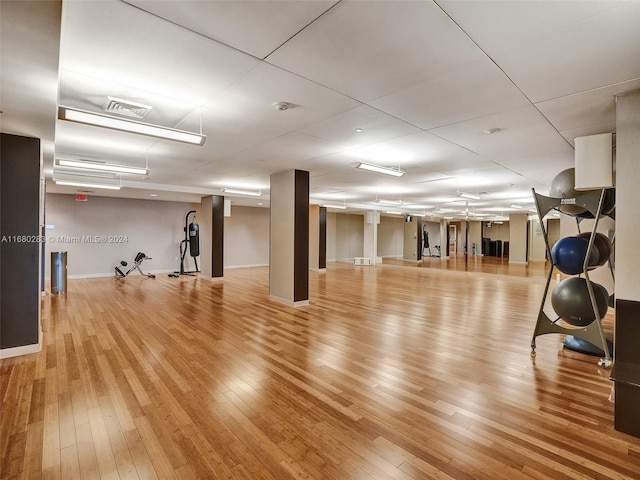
(297, 105, 421, 146)
(266, 1, 484, 102)
(372, 59, 530, 130)
(438, 1, 640, 102)
(210, 62, 361, 131)
(536, 78, 640, 141)
(60, 0, 259, 107)
(125, 0, 338, 59)
(429, 105, 573, 162)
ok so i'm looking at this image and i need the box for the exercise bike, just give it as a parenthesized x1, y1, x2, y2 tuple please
(115, 252, 156, 280)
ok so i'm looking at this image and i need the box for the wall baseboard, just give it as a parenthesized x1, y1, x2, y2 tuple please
(1, 341, 41, 359)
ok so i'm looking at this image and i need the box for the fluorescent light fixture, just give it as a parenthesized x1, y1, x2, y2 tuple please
(377, 199, 404, 205)
(320, 204, 346, 210)
(222, 188, 262, 197)
(356, 162, 405, 177)
(510, 204, 523, 209)
(58, 106, 206, 146)
(385, 210, 403, 215)
(56, 158, 148, 175)
(459, 192, 481, 200)
(54, 180, 121, 190)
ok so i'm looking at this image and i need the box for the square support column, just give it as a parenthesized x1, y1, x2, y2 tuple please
(200, 195, 224, 279)
(270, 170, 309, 306)
(612, 89, 640, 438)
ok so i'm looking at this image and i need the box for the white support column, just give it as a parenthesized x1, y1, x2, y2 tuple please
(363, 211, 379, 264)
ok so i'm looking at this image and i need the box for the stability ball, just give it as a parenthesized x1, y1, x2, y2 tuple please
(551, 236, 599, 275)
(576, 232, 612, 266)
(575, 188, 616, 218)
(551, 278, 609, 326)
(549, 168, 587, 216)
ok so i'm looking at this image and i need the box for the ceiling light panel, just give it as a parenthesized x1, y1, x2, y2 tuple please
(58, 106, 206, 145)
(56, 158, 148, 175)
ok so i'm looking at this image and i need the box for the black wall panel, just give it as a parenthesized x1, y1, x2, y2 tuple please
(1, 133, 40, 349)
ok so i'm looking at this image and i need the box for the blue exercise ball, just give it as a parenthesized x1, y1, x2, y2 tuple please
(551, 236, 599, 275)
(551, 278, 609, 326)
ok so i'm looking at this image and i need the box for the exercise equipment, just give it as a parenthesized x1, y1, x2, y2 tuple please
(576, 232, 612, 266)
(551, 277, 609, 326)
(551, 235, 599, 275)
(115, 252, 155, 280)
(169, 210, 200, 277)
(530, 186, 614, 367)
(549, 168, 588, 216)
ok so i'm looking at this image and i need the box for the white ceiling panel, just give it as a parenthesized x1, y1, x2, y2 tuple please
(266, 0, 484, 102)
(209, 62, 361, 131)
(437, 1, 640, 102)
(124, 0, 338, 59)
(298, 105, 421, 146)
(429, 105, 573, 163)
(59, 0, 259, 106)
(536, 78, 640, 142)
(371, 58, 530, 130)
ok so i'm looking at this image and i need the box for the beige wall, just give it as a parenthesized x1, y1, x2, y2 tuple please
(335, 213, 364, 259)
(269, 170, 295, 302)
(615, 90, 638, 301)
(509, 213, 528, 263)
(468, 221, 482, 255)
(224, 205, 269, 268)
(44, 193, 196, 277)
(483, 221, 510, 242)
(378, 215, 404, 257)
(326, 212, 337, 261)
(403, 218, 419, 261)
(529, 218, 547, 261)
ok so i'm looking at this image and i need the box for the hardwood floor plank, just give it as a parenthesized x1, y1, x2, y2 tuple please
(3, 258, 640, 478)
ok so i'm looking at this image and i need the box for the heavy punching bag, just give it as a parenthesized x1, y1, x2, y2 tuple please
(188, 221, 200, 257)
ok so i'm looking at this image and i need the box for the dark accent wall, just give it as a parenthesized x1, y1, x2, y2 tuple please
(293, 170, 309, 302)
(612, 299, 640, 437)
(1, 133, 41, 349)
(319, 207, 327, 269)
(211, 195, 224, 278)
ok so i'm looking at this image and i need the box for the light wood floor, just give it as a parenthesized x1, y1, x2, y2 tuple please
(2, 258, 639, 479)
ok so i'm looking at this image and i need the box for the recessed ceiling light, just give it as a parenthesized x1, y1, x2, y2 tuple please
(483, 128, 501, 135)
(150, 194, 158, 197)
(354, 128, 363, 133)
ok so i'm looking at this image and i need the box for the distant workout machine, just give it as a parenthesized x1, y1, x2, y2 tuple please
(115, 252, 155, 280)
(169, 210, 200, 277)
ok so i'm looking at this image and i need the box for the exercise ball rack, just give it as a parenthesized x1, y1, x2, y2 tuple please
(530, 187, 615, 368)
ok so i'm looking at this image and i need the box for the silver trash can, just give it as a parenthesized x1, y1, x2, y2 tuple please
(51, 251, 67, 293)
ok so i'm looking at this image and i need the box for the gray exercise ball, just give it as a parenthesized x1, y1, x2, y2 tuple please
(549, 168, 588, 216)
(551, 277, 609, 326)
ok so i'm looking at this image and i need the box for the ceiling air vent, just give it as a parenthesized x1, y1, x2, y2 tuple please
(103, 97, 152, 119)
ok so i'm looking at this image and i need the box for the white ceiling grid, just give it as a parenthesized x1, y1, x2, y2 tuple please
(2, 0, 639, 215)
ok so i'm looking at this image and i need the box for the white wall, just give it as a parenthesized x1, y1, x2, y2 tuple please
(44, 193, 196, 277)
